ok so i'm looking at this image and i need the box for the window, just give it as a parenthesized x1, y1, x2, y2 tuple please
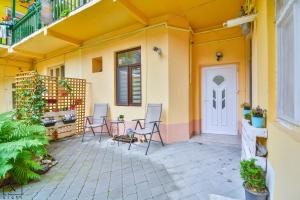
(92, 57, 103, 73)
(116, 47, 141, 106)
(48, 65, 65, 78)
(276, 0, 300, 125)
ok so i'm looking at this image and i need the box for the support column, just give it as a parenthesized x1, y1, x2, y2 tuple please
(11, 0, 16, 20)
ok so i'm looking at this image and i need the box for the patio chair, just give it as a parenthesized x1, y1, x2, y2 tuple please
(128, 104, 164, 155)
(82, 103, 110, 142)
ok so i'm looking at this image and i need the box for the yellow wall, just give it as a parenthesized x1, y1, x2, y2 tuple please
(35, 25, 191, 143)
(0, 59, 31, 113)
(191, 27, 249, 134)
(0, 0, 27, 19)
(253, 0, 300, 199)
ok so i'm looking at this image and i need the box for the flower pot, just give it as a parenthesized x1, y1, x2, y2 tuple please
(47, 99, 57, 104)
(75, 99, 83, 105)
(243, 183, 268, 200)
(63, 119, 77, 124)
(59, 90, 69, 97)
(243, 109, 251, 116)
(252, 116, 265, 128)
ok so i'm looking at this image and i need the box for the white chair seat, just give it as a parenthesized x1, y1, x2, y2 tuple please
(133, 128, 153, 135)
(85, 123, 104, 128)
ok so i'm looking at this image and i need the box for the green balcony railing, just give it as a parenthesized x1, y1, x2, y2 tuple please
(0, 23, 12, 45)
(12, 0, 93, 45)
(12, 4, 42, 44)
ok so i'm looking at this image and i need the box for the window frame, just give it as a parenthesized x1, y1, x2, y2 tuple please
(276, 0, 300, 126)
(116, 47, 142, 106)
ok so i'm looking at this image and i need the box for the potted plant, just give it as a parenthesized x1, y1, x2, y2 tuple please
(58, 80, 72, 97)
(118, 114, 124, 121)
(74, 99, 83, 105)
(252, 106, 267, 128)
(63, 114, 77, 124)
(241, 103, 252, 116)
(69, 105, 76, 110)
(42, 117, 56, 127)
(240, 159, 269, 200)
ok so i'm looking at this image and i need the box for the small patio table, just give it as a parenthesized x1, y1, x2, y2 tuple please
(110, 120, 126, 146)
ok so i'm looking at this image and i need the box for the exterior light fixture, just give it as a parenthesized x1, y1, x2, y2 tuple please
(153, 46, 162, 56)
(223, 14, 257, 28)
(216, 51, 223, 61)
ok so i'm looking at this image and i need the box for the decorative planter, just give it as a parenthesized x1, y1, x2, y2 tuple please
(75, 99, 83, 105)
(252, 116, 265, 128)
(243, 109, 251, 116)
(63, 119, 77, 124)
(59, 90, 69, 97)
(47, 99, 57, 104)
(243, 183, 268, 200)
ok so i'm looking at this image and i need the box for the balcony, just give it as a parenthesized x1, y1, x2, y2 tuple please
(8, 0, 146, 59)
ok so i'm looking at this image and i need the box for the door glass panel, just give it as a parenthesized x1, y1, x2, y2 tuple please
(222, 89, 226, 109)
(213, 75, 225, 85)
(213, 89, 216, 109)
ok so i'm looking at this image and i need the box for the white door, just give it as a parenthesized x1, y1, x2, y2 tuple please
(202, 65, 237, 135)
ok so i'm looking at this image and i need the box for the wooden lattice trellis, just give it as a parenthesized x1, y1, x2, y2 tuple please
(16, 71, 86, 137)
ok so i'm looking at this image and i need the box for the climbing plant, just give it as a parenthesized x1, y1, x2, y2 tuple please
(16, 75, 47, 124)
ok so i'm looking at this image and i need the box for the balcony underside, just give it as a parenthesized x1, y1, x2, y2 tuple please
(7, 0, 244, 59)
(10, 0, 143, 58)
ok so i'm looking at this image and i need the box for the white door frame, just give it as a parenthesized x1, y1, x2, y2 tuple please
(201, 64, 238, 135)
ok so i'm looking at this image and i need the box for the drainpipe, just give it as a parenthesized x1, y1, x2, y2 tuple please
(11, 0, 16, 21)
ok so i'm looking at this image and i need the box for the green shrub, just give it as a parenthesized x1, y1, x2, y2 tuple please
(240, 159, 267, 193)
(0, 112, 48, 185)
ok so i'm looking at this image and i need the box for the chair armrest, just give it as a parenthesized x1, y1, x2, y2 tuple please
(132, 119, 145, 121)
(149, 121, 162, 124)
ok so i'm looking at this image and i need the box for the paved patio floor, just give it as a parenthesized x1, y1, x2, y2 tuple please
(2, 134, 245, 200)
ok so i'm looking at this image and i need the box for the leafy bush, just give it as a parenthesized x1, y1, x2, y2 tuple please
(0, 112, 48, 185)
(16, 76, 47, 124)
(240, 159, 267, 193)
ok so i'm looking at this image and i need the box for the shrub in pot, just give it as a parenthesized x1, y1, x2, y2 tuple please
(241, 103, 251, 116)
(251, 106, 267, 128)
(240, 159, 268, 200)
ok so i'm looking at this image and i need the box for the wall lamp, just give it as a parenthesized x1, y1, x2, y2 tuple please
(216, 51, 223, 61)
(153, 46, 162, 56)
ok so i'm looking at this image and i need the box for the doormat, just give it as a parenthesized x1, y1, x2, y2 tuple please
(113, 135, 138, 143)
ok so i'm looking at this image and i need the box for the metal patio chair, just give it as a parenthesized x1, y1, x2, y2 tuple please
(128, 104, 164, 155)
(82, 103, 110, 142)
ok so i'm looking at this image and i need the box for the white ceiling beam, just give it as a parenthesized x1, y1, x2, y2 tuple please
(44, 29, 82, 47)
(8, 48, 44, 59)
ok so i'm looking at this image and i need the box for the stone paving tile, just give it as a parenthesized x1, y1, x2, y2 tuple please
(3, 135, 245, 200)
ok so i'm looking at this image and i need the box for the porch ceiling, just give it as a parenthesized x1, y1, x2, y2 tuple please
(127, 0, 244, 30)
(8, 0, 244, 58)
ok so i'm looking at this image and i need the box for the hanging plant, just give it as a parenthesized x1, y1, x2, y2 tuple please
(60, 9, 70, 18)
(58, 79, 72, 97)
